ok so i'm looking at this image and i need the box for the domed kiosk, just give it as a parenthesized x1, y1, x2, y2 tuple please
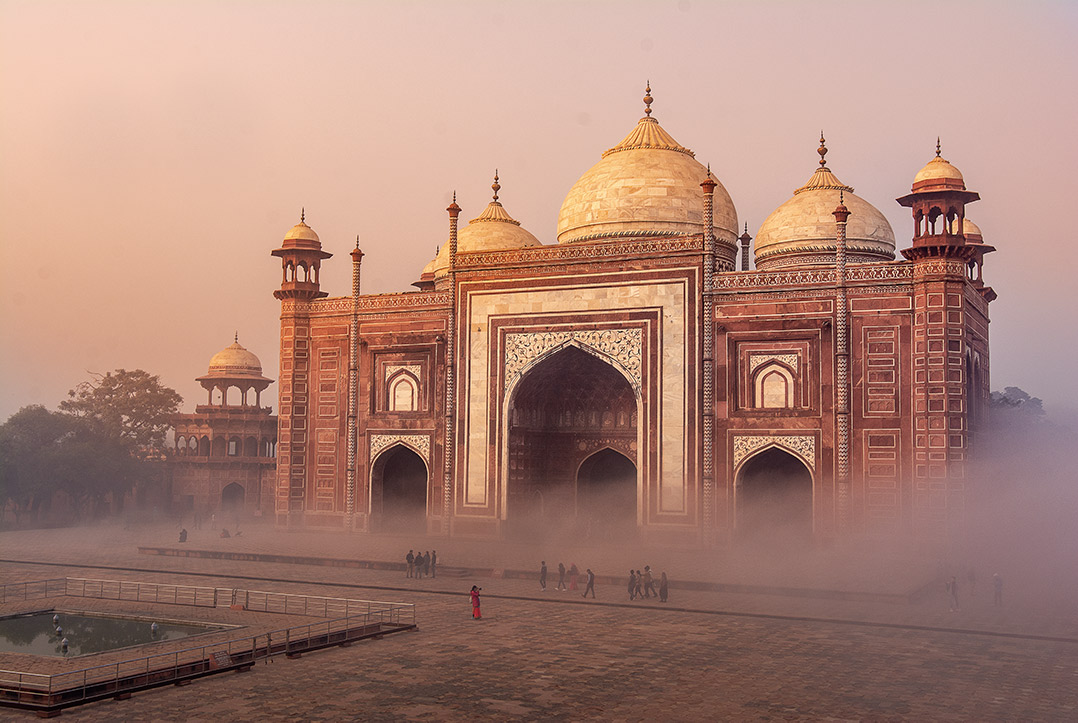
(171, 337, 277, 521)
(557, 84, 739, 268)
(754, 135, 895, 270)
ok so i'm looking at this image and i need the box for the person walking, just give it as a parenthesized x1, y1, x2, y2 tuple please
(431, 550, 437, 578)
(634, 570, 644, 600)
(555, 562, 567, 591)
(470, 586, 482, 620)
(569, 563, 579, 591)
(627, 570, 637, 600)
(539, 561, 548, 591)
(659, 572, 669, 603)
(642, 566, 655, 598)
(993, 573, 1003, 606)
(406, 550, 415, 578)
(947, 575, 960, 612)
(582, 568, 596, 599)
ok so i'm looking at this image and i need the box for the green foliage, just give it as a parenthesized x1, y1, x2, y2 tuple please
(1, 370, 181, 524)
(59, 369, 182, 458)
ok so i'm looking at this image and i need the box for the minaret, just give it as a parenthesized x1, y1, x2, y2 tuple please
(271, 211, 332, 525)
(700, 170, 717, 537)
(739, 224, 752, 271)
(346, 236, 364, 525)
(833, 191, 851, 531)
(442, 193, 460, 535)
(896, 142, 983, 541)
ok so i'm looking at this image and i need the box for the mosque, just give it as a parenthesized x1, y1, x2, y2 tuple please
(173, 86, 996, 546)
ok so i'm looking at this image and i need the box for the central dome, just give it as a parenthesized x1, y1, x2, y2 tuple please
(556, 86, 738, 255)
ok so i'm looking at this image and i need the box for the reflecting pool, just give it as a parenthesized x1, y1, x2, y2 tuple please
(0, 611, 228, 657)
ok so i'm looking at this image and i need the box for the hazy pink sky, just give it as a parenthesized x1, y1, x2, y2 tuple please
(2, 0, 1076, 421)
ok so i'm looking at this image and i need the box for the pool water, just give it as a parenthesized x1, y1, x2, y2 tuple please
(0, 612, 228, 657)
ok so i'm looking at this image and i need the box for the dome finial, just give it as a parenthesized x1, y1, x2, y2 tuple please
(234, 331, 238, 343)
(355, 234, 360, 249)
(492, 170, 500, 202)
(936, 137, 942, 157)
(643, 81, 653, 116)
(818, 131, 828, 167)
(300, 207, 305, 223)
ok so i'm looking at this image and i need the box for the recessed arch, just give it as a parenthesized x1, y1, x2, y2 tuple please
(576, 447, 638, 541)
(388, 372, 419, 412)
(735, 446, 814, 541)
(370, 443, 428, 533)
(504, 344, 638, 540)
(753, 361, 795, 409)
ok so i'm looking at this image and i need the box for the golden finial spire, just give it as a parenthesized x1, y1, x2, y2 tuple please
(355, 234, 360, 249)
(936, 137, 942, 157)
(643, 81, 653, 116)
(234, 331, 238, 343)
(744, 222, 749, 234)
(818, 131, 828, 167)
(492, 170, 500, 202)
(839, 189, 845, 204)
(300, 207, 305, 223)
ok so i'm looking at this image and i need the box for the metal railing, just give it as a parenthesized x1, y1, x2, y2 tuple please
(0, 577, 416, 711)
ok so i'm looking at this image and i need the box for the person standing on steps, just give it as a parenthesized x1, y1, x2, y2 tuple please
(582, 568, 596, 598)
(406, 550, 415, 578)
(423, 551, 432, 578)
(539, 561, 548, 591)
(470, 586, 482, 620)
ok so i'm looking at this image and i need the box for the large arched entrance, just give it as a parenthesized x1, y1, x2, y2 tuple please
(577, 448, 638, 541)
(371, 445, 428, 533)
(736, 447, 813, 541)
(507, 345, 637, 540)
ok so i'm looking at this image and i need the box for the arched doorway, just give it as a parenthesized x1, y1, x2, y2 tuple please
(736, 447, 813, 541)
(507, 345, 637, 540)
(577, 448, 638, 541)
(371, 445, 428, 533)
(221, 483, 245, 515)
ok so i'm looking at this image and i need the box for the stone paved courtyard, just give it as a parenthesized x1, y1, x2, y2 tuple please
(1, 522, 1075, 720)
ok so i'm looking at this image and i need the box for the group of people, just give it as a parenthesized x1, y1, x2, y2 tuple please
(536, 561, 597, 598)
(406, 549, 436, 578)
(627, 566, 669, 602)
(538, 561, 584, 592)
(946, 568, 1004, 612)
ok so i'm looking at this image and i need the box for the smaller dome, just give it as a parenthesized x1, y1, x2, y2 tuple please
(754, 136, 895, 269)
(280, 209, 322, 250)
(205, 339, 265, 378)
(962, 218, 983, 241)
(912, 141, 966, 191)
(425, 174, 542, 278)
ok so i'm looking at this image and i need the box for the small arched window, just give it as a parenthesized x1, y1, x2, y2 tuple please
(753, 362, 795, 409)
(389, 374, 418, 412)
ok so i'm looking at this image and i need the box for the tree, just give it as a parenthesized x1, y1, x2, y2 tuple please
(59, 369, 182, 458)
(0, 406, 79, 523)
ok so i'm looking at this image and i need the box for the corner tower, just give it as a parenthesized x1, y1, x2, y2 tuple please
(272, 212, 331, 525)
(896, 142, 991, 540)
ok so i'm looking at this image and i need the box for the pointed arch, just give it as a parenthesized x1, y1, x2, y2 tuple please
(387, 371, 419, 412)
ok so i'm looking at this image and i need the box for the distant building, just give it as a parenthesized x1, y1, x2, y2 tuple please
(269, 87, 995, 545)
(170, 337, 277, 519)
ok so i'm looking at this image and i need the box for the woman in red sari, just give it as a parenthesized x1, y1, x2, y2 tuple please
(470, 585, 482, 619)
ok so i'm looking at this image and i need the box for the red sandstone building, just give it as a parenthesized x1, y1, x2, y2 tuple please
(264, 88, 993, 545)
(170, 338, 278, 520)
